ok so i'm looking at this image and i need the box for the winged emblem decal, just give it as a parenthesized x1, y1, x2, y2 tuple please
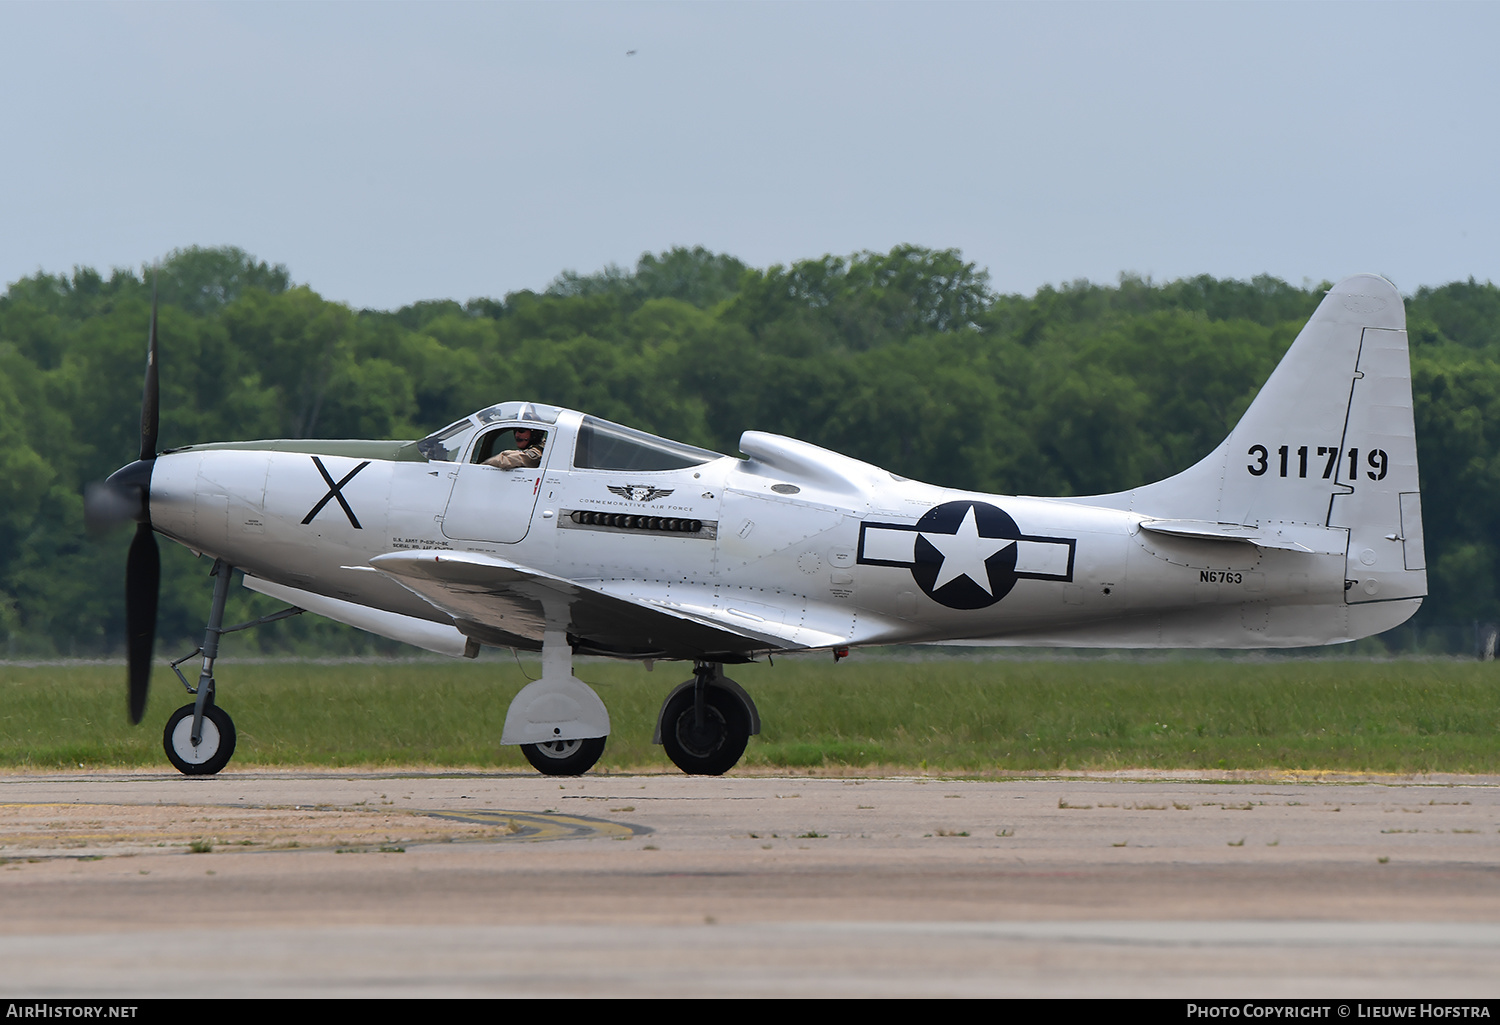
(607, 484, 676, 503)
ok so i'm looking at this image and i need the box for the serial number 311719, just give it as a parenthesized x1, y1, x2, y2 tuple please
(1248, 445, 1389, 481)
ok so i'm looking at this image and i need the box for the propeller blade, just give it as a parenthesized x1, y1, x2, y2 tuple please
(121, 275, 161, 723)
(125, 521, 159, 724)
(139, 278, 160, 462)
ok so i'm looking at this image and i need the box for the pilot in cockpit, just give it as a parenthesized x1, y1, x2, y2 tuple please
(483, 427, 546, 469)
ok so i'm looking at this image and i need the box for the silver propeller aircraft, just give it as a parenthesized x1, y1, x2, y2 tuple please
(89, 274, 1425, 776)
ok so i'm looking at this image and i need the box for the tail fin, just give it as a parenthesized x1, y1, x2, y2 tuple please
(1075, 274, 1426, 604)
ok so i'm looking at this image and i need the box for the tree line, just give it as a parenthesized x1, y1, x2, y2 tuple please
(2, 244, 1496, 655)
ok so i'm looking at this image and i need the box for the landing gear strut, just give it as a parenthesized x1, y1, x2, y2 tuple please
(163, 560, 301, 776)
(657, 662, 756, 776)
(502, 625, 611, 776)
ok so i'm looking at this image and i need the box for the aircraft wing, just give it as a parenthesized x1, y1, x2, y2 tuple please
(369, 550, 865, 659)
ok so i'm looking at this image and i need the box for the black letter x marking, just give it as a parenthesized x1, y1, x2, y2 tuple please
(302, 456, 371, 529)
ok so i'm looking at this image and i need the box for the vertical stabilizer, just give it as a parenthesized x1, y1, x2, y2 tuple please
(1070, 274, 1425, 604)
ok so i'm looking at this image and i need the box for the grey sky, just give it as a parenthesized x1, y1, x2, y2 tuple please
(1, 2, 1494, 309)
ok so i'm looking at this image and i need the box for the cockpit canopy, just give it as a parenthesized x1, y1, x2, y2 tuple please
(415, 404, 723, 470)
(574, 416, 720, 471)
(414, 420, 473, 462)
(475, 401, 561, 426)
(414, 402, 561, 462)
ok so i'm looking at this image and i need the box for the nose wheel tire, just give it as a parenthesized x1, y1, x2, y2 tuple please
(661, 686, 749, 776)
(163, 703, 237, 776)
(521, 735, 606, 776)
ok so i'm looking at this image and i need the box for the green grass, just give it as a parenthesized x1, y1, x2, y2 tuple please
(1, 655, 1497, 774)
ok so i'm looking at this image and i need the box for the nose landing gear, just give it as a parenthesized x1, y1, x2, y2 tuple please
(163, 703, 236, 775)
(161, 559, 302, 776)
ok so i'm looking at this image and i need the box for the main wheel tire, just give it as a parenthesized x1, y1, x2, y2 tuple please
(163, 703, 237, 776)
(521, 735, 606, 776)
(661, 686, 750, 776)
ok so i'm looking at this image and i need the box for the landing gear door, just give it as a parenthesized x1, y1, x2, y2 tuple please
(442, 425, 552, 544)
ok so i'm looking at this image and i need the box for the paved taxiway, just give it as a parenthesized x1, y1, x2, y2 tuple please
(0, 770, 1496, 997)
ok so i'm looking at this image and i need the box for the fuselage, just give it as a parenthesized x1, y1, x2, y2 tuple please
(138, 401, 1411, 658)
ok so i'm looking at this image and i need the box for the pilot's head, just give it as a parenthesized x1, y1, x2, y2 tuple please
(514, 427, 543, 449)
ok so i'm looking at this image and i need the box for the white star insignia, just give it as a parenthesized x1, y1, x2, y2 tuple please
(921, 505, 1015, 594)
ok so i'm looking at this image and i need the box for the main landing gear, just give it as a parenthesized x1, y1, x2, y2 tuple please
(501, 625, 612, 776)
(163, 559, 301, 777)
(499, 641, 761, 776)
(654, 662, 759, 776)
(521, 736, 608, 776)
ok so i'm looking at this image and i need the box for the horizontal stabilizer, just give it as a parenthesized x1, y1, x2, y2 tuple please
(1137, 519, 1344, 554)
